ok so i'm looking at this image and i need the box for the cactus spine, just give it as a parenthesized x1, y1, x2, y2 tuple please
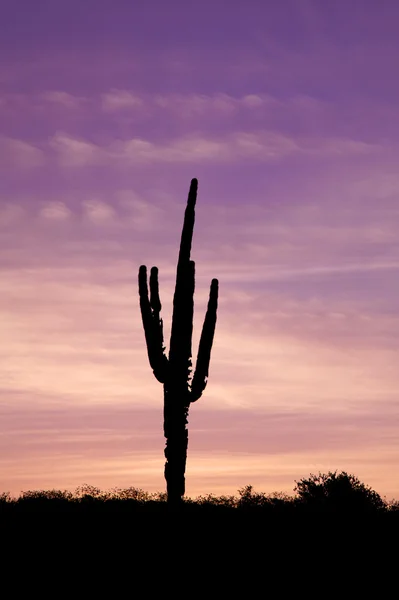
(138, 178, 219, 504)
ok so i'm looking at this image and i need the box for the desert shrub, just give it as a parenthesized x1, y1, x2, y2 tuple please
(194, 493, 237, 508)
(19, 489, 73, 502)
(106, 487, 153, 502)
(294, 471, 386, 513)
(0, 492, 13, 503)
(237, 485, 268, 508)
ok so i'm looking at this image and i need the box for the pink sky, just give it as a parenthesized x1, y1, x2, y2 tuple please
(1, 0, 399, 500)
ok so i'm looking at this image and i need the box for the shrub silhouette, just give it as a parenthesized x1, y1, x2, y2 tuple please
(294, 471, 386, 513)
(2, 473, 399, 525)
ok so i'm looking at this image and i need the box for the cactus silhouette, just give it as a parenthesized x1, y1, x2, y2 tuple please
(138, 178, 219, 504)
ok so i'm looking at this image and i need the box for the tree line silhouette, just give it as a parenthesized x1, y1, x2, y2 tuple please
(1, 472, 398, 516)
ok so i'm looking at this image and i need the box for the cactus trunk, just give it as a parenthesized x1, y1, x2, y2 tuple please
(138, 178, 218, 505)
(163, 387, 189, 503)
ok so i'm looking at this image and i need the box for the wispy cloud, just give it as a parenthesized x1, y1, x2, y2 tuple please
(83, 199, 116, 223)
(0, 203, 26, 226)
(47, 130, 379, 168)
(0, 136, 44, 169)
(49, 132, 105, 166)
(0, 89, 331, 130)
(153, 92, 256, 117)
(100, 90, 329, 119)
(0, 90, 287, 116)
(39, 90, 86, 109)
(101, 89, 144, 111)
(39, 201, 72, 221)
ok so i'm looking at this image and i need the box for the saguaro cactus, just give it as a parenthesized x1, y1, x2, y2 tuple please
(138, 178, 219, 504)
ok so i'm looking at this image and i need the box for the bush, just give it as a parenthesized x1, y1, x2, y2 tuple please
(294, 471, 386, 513)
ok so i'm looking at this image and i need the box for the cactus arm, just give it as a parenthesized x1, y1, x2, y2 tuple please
(149, 266, 167, 359)
(138, 265, 168, 383)
(190, 278, 219, 402)
(149, 266, 162, 314)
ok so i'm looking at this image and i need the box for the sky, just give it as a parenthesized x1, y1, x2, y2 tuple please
(1, 0, 399, 500)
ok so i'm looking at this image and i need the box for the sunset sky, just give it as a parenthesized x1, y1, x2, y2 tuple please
(1, 0, 399, 500)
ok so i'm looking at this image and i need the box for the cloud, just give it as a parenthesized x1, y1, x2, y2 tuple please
(211, 260, 399, 284)
(40, 202, 72, 221)
(241, 94, 266, 108)
(40, 91, 86, 109)
(99, 90, 324, 125)
(49, 132, 105, 166)
(0, 192, 173, 237)
(48, 130, 377, 167)
(115, 190, 165, 230)
(117, 135, 236, 162)
(349, 172, 399, 201)
(0, 89, 327, 124)
(83, 199, 116, 223)
(99, 91, 269, 117)
(101, 91, 325, 118)
(154, 92, 241, 117)
(314, 138, 380, 156)
(0, 136, 44, 169)
(0, 90, 282, 119)
(49, 131, 296, 166)
(101, 89, 144, 111)
(0, 204, 26, 227)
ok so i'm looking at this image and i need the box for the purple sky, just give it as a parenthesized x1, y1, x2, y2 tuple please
(1, 0, 399, 499)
